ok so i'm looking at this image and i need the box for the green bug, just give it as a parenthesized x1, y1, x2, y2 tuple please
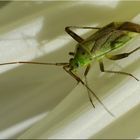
(1, 22, 140, 116)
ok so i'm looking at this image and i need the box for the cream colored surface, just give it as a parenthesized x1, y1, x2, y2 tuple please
(0, 1, 139, 139)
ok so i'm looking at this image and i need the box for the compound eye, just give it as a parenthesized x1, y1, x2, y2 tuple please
(70, 58, 74, 63)
(69, 52, 75, 56)
(69, 58, 79, 68)
(75, 62, 79, 67)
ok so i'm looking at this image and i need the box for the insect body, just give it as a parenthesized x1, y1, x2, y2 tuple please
(69, 22, 139, 70)
(1, 22, 140, 116)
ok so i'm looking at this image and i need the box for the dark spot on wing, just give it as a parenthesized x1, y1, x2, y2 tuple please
(82, 51, 85, 55)
(77, 47, 80, 51)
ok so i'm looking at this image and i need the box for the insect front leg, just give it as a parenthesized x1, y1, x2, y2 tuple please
(99, 59, 139, 81)
(83, 65, 95, 108)
(63, 66, 114, 116)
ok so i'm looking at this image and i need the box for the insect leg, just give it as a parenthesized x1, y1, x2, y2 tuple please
(65, 27, 84, 43)
(118, 22, 140, 33)
(99, 59, 139, 81)
(106, 46, 140, 60)
(65, 26, 101, 43)
(63, 66, 114, 116)
(84, 64, 91, 77)
(66, 26, 101, 30)
(84, 65, 95, 108)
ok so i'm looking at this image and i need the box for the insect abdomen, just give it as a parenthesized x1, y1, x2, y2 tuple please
(92, 30, 139, 59)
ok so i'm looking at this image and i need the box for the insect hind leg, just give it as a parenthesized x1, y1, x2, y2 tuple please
(106, 46, 140, 60)
(99, 60, 139, 81)
(105, 46, 140, 81)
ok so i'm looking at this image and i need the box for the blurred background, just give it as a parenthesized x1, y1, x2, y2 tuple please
(0, 1, 140, 139)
